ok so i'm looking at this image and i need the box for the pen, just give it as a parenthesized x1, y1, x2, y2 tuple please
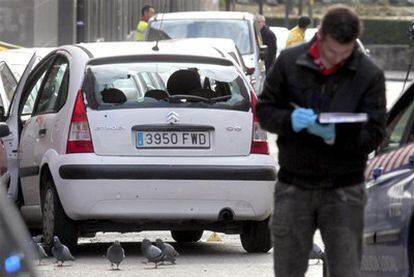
(289, 101, 300, 109)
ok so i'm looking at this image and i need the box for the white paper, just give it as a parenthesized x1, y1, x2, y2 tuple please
(318, 113, 368, 124)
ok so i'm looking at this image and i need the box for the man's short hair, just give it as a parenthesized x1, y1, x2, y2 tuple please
(298, 16, 311, 29)
(141, 5, 154, 16)
(320, 5, 362, 44)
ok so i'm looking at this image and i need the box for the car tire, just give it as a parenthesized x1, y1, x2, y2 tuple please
(171, 230, 203, 243)
(42, 178, 78, 253)
(240, 217, 272, 253)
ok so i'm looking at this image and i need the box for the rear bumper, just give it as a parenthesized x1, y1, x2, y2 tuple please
(59, 164, 276, 181)
(50, 154, 277, 223)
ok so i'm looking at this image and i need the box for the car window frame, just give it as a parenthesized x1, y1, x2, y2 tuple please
(31, 55, 70, 116)
(17, 55, 56, 118)
(380, 84, 414, 153)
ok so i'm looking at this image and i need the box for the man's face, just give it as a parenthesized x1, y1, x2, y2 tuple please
(257, 18, 265, 29)
(318, 33, 355, 69)
(144, 8, 155, 21)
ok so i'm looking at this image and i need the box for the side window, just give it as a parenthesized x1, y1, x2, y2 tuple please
(0, 62, 17, 103)
(383, 100, 414, 152)
(33, 56, 69, 115)
(20, 67, 50, 117)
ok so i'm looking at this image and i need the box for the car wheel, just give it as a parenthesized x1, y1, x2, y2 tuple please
(240, 217, 272, 253)
(42, 178, 78, 253)
(171, 230, 203, 243)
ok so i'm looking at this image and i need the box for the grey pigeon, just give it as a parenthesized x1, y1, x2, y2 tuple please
(155, 238, 179, 264)
(141, 239, 164, 268)
(51, 236, 75, 266)
(35, 243, 48, 265)
(309, 243, 325, 264)
(32, 235, 43, 243)
(106, 240, 125, 270)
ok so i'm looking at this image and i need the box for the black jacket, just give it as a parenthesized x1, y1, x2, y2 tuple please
(260, 25, 277, 71)
(256, 42, 386, 189)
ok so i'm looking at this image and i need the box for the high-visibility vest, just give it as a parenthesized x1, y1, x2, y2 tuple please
(286, 26, 305, 47)
(136, 20, 148, 41)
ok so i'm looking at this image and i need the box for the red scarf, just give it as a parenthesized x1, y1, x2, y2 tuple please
(308, 38, 340, 76)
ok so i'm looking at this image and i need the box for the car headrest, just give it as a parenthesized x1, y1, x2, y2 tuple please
(167, 69, 201, 95)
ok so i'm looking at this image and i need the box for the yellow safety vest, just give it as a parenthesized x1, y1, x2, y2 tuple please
(136, 20, 148, 41)
(286, 26, 305, 47)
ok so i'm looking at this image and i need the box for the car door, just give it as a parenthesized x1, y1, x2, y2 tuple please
(19, 54, 69, 207)
(0, 62, 17, 176)
(3, 51, 51, 202)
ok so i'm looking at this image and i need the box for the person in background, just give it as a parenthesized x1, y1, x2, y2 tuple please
(256, 5, 386, 277)
(256, 14, 277, 72)
(286, 16, 311, 47)
(136, 5, 155, 41)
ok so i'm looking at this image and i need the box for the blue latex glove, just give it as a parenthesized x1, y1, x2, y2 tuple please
(307, 116, 336, 144)
(291, 108, 316, 132)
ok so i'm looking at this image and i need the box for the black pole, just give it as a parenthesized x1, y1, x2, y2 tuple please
(258, 0, 264, 15)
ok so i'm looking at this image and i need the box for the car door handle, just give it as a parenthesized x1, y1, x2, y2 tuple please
(38, 128, 46, 137)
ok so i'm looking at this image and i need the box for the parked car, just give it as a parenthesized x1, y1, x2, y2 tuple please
(0, 41, 277, 253)
(361, 80, 414, 276)
(146, 11, 268, 94)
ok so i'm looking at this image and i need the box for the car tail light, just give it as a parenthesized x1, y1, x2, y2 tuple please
(66, 90, 94, 153)
(250, 91, 269, 154)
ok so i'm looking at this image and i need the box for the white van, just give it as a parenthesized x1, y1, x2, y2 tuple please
(146, 11, 268, 94)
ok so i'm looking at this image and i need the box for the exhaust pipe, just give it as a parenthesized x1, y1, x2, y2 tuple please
(218, 208, 234, 221)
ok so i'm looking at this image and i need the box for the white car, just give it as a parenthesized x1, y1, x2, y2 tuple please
(146, 11, 268, 95)
(0, 40, 277, 253)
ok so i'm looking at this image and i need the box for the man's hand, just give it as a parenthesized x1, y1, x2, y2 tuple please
(307, 118, 336, 145)
(291, 108, 315, 132)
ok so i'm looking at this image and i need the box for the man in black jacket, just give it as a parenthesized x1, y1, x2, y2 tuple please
(256, 5, 386, 277)
(256, 14, 277, 72)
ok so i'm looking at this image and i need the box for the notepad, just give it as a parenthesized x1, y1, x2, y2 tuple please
(318, 113, 368, 124)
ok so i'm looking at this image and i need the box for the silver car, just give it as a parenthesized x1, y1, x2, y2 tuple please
(146, 11, 268, 95)
(0, 40, 276, 253)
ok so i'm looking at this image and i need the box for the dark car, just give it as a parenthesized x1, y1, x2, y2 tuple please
(362, 80, 414, 276)
(0, 173, 37, 276)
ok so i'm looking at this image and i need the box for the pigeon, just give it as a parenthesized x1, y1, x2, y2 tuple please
(106, 240, 125, 270)
(32, 235, 43, 243)
(34, 242, 48, 265)
(309, 243, 325, 264)
(141, 239, 165, 268)
(51, 236, 75, 266)
(155, 238, 179, 264)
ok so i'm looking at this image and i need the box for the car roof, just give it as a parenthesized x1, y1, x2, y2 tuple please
(152, 11, 255, 21)
(73, 41, 231, 60)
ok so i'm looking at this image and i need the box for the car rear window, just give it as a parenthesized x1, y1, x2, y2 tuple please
(83, 60, 250, 111)
(148, 19, 252, 56)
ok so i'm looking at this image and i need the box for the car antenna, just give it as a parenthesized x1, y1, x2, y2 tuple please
(152, 2, 167, 51)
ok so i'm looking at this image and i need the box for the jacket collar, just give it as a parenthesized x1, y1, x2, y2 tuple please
(296, 40, 361, 73)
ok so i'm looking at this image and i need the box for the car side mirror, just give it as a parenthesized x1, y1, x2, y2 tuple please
(259, 45, 269, 61)
(0, 123, 10, 137)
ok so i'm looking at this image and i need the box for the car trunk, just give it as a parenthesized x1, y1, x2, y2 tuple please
(87, 108, 252, 157)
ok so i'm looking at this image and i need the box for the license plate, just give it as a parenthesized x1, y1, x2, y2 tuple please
(136, 131, 210, 148)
